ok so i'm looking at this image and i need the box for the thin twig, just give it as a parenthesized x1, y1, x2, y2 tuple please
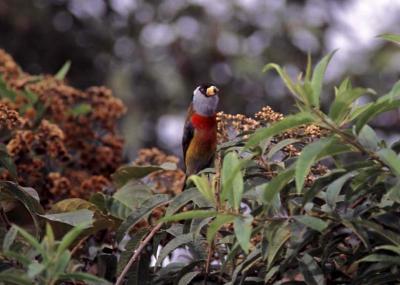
(204, 242, 214, 285)
(115, 222, 164, 285)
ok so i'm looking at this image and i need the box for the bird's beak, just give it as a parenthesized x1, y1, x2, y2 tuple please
(206, 86, 219, 97)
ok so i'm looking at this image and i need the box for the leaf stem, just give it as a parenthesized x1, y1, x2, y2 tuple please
(115, 222, 164, 285)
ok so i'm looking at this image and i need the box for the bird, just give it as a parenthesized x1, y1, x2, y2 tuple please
(182, 84, 220, 184)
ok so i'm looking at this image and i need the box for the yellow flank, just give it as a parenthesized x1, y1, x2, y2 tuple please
(185, 129, 216, 175)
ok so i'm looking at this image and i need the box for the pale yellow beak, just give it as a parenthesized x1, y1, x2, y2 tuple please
(206, 86, 219, 97)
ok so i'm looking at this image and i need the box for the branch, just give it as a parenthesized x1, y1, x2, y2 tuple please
(115, 222, 164, 285)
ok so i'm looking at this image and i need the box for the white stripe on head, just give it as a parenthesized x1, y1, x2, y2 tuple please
(192, 86, 219, 116)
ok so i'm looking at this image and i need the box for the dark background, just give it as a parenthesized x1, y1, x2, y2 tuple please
(1, 0, 400, 160)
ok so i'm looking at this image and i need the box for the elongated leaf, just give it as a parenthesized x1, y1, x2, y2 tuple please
(40, 209, 94, 227)
(0, 144, 17, 180)
(310, 50, 336, 107)
(188, 175, 216, 206)
(375, 245, 400, 255)
(296, 137, 333, 193)
(55, 60, 71, 80)
(116, 194, 169, 242)
(263, 167, 295, 205)
(13, 225, 46, 258)
(155, 233, 195, 267)
(357, 254, 400, 265)
(112, 163, 177, 188)
(378, 148, 400, 176)
(265, 221, 291, 269)
(60, 272, 111, 285)
(299, 253, 326, 285)
(234, 216, 253, 253)
(0, 270, 31, 285)
(56, 223, 89, 256)
(326, 171, 357, 211)
(113, 180, 152, 210)
(294, 215, 328, 232)
(117, 228, 149, 274)
(379, 33, 400, 45)
(355, 99, 400, 133)
(221, 152, 243, 210)
(266, 138, 300, 160)
(263, 63, 297, 97)
(246, 112, 315, 148)
(161, 210, 217, 223)
(69, 103, 92, 117)
(165, 188, 206, 215)
(3, 226, 17, 251)
(357, 124, 379, 151)
(177, 271, 200, 285)
(207, 214, 235, 244)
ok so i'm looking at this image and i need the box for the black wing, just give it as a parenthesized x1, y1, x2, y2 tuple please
(182, 118, 194, 168)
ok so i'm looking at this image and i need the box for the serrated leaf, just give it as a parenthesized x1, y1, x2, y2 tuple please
(246, 112, 315, 148)
(207, 214, 235, 244)
(116, 194, 169, 243)
(234, 216, 253, 253)
(188, 175, 216, 206)
(294, 215, 328, 232)
(221, 151, 243, 210)
(112, 163, 177, 188)
(296, 137, 333, 193)
(55, 60, 71, 80)
(310, 50, 337, 107)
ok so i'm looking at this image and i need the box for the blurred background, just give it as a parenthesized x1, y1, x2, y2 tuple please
(0, 0, 400, 160)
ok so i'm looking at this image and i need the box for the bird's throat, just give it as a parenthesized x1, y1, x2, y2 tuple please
(191, 113, 216, 130)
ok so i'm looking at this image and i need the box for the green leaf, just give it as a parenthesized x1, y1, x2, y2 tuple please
(357, 254, 400, 265)
(246, 112, 315, 148)
(117, 228, 149, 275)
(265, 221, 290, 269)
(113, 180, 153, 210)
(0, 143, 17, 180)
(294, 215, 328, 232)
(325, 171, 357, 211)
(375, 245, 400, 255)
(0, 270, 31, 285)
(56, 223, 89, 256)
(60, 272, 111, 285)
(355, 99, 400, 133)
(310, 50, 337, 107)
(27, 262, 45, 278)
(40, 209, 94, 227)
(296, 137, 333, 193)
(165, 188, 207, 216)
(69, 103, 92, 117)
(3, 226, 17, 251)
(329, 87, 370, 124)
(207, 214, 235, 244)
(299, 253, 326, 285)
(155, 233, 195, 267)
(263, 167, 295, 205)
(112, 163, 177, 188)
(0, 75, 17, 101)
(177, 271, 200, 285)
(188, 175, 216, 206)
(116, 194, 169, 243)
(379, 33, 400, 45)
(221, 152, 243, 210)
(357, 124, 379, 151)
(234, 216, 253, 254)
(13, 225, 46, 258)
(266, 138, 300, 160)
(377, 148, 400, 176)
(161, 210, 217, 223)
(55, 60, 71, 80)
(263, 63, 298, 97)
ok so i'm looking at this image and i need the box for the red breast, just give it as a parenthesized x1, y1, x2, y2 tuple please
(191, 112, 216, 130)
